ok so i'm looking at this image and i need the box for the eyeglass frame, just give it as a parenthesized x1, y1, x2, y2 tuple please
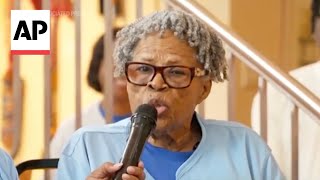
(124, 62, 209, 89)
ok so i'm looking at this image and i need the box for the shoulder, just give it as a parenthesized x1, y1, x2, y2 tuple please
(61, 100, 102, 125)
(53, 101, 104, 140)
(202, 118, 256, 133)
(203, 119, 259, 133)
(289, 61, 320, 91)
(80, 100, 106, 126)
(51, 101, 106, 157)
(0, 148, 13, 164)
(199, 118, 276, 173)
(50, 116, 76, 146)
(62, 118, 131, 157)
(290, 61, 319, 75)
(82, 100, 101, 115)
(290, 61, 320, 80)
(57, 119, 131, 178)
(0, 148, 18, 180)
(201, 119, 270, 153)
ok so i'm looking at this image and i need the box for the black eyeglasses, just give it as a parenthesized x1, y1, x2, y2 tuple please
(125, 62, 209, 89)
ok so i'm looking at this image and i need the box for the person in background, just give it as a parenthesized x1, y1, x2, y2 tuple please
(0, 148, 18, 180)
(251, 0, 320, 179)
(57, 10, 284, 180)
(50, 28, 132, 159)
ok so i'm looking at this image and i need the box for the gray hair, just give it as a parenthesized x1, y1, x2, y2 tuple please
(113, 10, 228, 82)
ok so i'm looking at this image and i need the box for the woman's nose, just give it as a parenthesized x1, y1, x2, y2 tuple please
(147, 73, 168, 91)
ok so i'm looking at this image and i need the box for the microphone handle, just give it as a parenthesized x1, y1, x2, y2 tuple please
(113, 123, 152, 180)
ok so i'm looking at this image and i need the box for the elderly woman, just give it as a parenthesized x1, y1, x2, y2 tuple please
(57, 10, 284, 180)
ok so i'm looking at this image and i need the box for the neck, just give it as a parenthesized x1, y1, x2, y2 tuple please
(148, 117, 201, 152)
(101, 96, 131, 116)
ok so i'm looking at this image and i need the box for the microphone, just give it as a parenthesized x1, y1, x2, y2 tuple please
(113, 104, 157, 180)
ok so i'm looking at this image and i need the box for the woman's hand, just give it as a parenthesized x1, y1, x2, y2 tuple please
(86, 161, 145, 180)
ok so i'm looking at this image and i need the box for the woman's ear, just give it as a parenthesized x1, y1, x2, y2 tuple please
(197, 79, 212, 104)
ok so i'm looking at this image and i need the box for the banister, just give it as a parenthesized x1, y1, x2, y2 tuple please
(167, 0, 320, 123)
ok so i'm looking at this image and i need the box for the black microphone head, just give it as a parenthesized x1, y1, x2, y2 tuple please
(134, 104, 157, 124)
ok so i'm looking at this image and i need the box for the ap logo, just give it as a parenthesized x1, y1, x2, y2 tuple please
(11, 10, 50, 55)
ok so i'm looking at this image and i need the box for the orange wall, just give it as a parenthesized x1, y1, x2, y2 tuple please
(230, 0, 316, 125)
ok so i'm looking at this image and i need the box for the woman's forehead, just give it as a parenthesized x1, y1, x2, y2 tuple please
(137, 31, 192, 49)
(132, 32, 199, 66)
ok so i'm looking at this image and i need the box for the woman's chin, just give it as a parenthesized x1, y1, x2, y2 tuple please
(153, 120, 169, 132)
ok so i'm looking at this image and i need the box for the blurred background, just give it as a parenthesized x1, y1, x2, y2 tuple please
(0, 0, 319, 179)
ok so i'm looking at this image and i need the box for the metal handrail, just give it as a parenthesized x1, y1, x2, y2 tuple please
(167, 0, 320, 123)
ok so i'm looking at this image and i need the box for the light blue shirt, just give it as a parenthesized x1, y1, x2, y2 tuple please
(0, 148, 18, 180)
(57, 113, 285, 180)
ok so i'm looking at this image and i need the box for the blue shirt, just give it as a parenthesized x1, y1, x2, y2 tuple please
(141, 142, 193, 180)
(0, 148, 18, 180)
(57, 113, 285, 180)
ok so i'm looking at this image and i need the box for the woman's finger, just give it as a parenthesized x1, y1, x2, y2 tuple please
(125, 161, 145, 179)
(86, 162, 122, 179)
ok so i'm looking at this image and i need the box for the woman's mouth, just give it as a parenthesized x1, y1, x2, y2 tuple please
(148, 99, 168, 116)
(154, 105, 168, 116)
